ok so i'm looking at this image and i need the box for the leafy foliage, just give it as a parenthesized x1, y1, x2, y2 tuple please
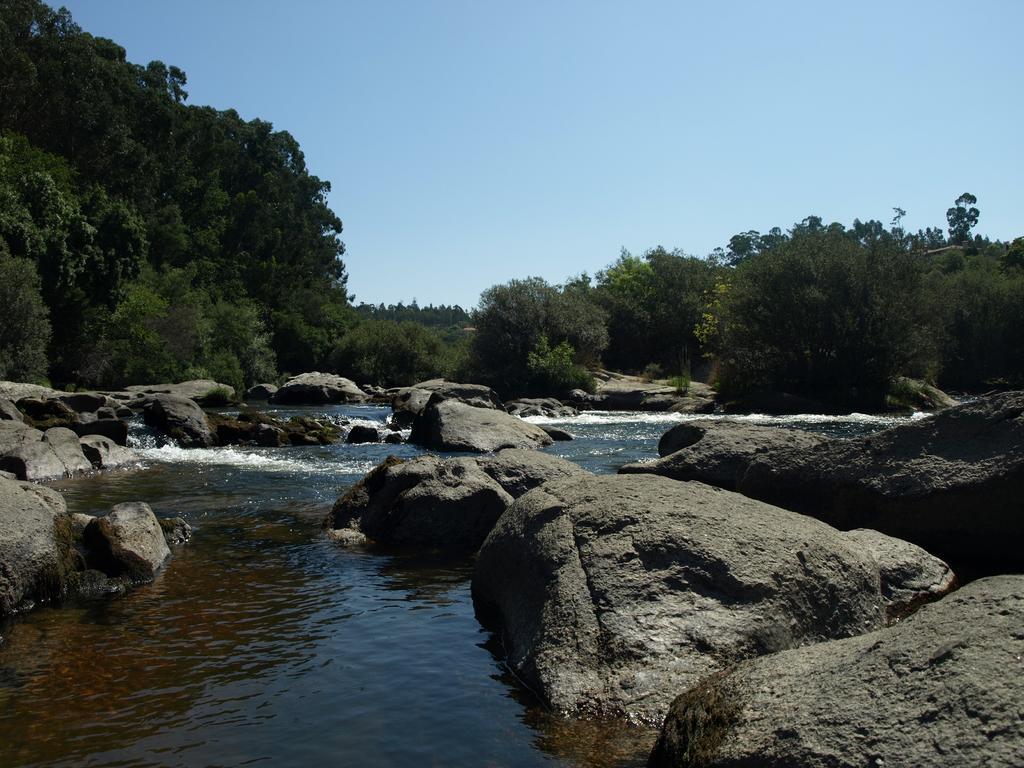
(0, 0, 351, 386)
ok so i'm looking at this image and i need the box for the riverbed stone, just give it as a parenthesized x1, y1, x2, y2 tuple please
(0, 477, 76, 616)
(346, 424, 381, 444)
(410, 396, 553, 453)
(71, 418, 129, 446)
(413, 379, 504, 410)
(471, 474, 949, 724)
(476, 449, 589, 498)
(84, 502, 171, 580)
(0, 421, 78, 481)
(621, 421, 828, 491)
(327, 455, 513, 553)
(79, 434, 138, 470)
(505, 398, 578, 419)
(269, 372, 368, 405)
(143, 394, 214, 448)
(649, 575, 1024, 768)
(125, 379, 236, 404)
(736, 391, 1024, 571)
(246, 383, 278, 400)
(43, 427, 92, 475)
(0, 397, 23, 421)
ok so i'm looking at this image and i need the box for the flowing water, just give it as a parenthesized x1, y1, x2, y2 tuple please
(0, 405, 923, 767)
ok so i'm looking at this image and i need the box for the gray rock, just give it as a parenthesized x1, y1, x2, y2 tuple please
(540, 426, 573, 441)
(845, 528, 957, 621)
(346, 424, 381, 444)
(649, 575, 1024, 768)
(327, 455, 513, 553)
(410, 396, 553, 453)
(0, 397, 23, 421)
(505, 398, 578, 419)
(269, 372, 368, 405)
(16, 397, 79, 427)
(737, 391, 1024, 571)
(143, 394, 214, 448)
(160, 517, 192, 546)
(83, 502, 171, 580)
(383, 432, 404, 445)
(413, 379, 504, 410)
(0, 422, 73, 481)
(58, 392, 107, 413)
(472, 474, 949, 724)
(43, 427, 93, 475)
(389, 387, 433, 428)
(71, 418, 129, 446)
(0, 478, 76, 616)
(476, 449, 589, 498)
(246, 383, 278, 400)
(125, 379, 237, 404)
(0, 381, 62, 402)
(79, 434, 138, 470)
(620, 421, 827, 491)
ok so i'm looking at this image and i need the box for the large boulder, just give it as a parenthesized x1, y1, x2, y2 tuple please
(412, 379, 504, 410)
(143, 394, 214, 448)
(649, 575, 1024, 768)
(269, 372, 368, 405)
(0, 397, 24, 421)
(389, 387, 433, 427)
(326, 450, 590, 552)
(620, 421, 828, 491)
(472, 474, 953, 724)
(245, 383, 278, 400)
(410, 396, 553, 453)
(125, 379, 236, 404)
(79, 435, 138, 470)
(83, 502, 171, 580)
(0, 421, 85, 481)
(570, 372, 716, 412)
(16, 397, 79, 429)
(71, 418, 129, 446)
(736, 391, 1024, 571)
(476, 448, 589, 497)
(43, 427, 93, 475)
(326, 455, 513, 553)
(346, 424, 381, 444)
(0, 478, 76, 616)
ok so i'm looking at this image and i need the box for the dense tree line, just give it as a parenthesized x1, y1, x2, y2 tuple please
(468, 198, 1023, 407)
(0, 0, 350, 392)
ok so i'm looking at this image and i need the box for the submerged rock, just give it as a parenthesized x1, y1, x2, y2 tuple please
(83, 502, 171, 580)
(410, 396, 552, 453)
(649, 575, 1024, 768)
(0, 478, 76, 616)
(472, 474, 952, 724)
(346, 424, 381, 444)
(269, 372, 368, 405)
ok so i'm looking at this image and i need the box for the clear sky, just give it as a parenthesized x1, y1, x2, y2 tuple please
(60, 1, 1023, 309)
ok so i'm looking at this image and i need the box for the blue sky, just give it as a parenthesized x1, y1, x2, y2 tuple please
(62, 1, 1023, 309)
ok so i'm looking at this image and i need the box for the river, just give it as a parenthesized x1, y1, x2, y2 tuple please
(0, 405, 922, 767)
